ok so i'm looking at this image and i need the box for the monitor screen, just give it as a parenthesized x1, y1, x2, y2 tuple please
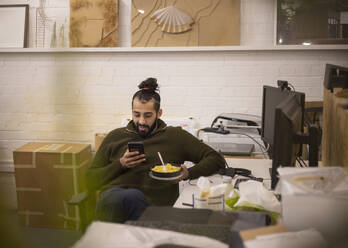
(324, 64, 348, 92)
(271, 94, 304, 189)
(261, 86, 305, 158)
(273, 95, 303, 166)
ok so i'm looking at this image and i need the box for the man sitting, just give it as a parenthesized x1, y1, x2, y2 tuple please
(86, 78, 225, 223)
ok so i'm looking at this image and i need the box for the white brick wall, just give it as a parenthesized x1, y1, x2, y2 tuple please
(1, 0, 348, 164)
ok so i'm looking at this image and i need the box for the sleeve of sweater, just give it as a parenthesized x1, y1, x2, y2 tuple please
(175, 128, 226, 179)
(85, 132, 125, 191)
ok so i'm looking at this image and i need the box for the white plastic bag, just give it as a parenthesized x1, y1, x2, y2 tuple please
(195, 176, 234, 210)
(234, 180, 281, 213)
(196, 176, 211, 198)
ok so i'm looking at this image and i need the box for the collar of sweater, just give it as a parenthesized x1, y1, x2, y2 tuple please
(125, 119, 167, 137)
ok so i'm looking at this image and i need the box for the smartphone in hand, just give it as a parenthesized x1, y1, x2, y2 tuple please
(128, 141, 144, 154)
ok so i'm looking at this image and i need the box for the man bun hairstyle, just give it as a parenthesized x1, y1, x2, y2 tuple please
(139, 77, 159, 92)
(132, 78, 161, 111)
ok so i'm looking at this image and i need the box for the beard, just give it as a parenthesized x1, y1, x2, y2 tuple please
(135, 119, 158, 138)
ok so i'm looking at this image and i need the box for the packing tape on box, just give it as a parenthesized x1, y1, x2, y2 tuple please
(58, 213, 80, 229)
(72, 153, 80, 228)
(14, 144, 53, 169)
(52, 157, 90, 195)
(58, 146, 78, 219)
(54, 152, 82, 229)
(60, 146, 73, 164)
(52, 158, 89, 170)
(18, 210, 44, 226)
(55, 151, 91, 230)
(45, 144, 65, 151)
(16, 187, 42, 192)
(58, 200, 80, 229)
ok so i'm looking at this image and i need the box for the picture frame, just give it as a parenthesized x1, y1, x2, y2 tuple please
(275, 0, 348, 45)
(0, 4, 29, 48)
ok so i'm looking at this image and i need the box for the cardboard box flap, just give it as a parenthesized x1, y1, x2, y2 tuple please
(14, 142, 90, 154)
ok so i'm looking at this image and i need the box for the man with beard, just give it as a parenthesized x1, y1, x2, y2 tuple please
(86, 78, 225, 223)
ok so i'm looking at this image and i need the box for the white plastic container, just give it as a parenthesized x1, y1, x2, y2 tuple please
(277, 167, 348, 246)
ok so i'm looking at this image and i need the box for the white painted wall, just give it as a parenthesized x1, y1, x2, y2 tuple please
(1, 0, 348, 164)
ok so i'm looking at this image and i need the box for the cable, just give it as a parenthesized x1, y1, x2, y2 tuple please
(288, 83, 296, 91)
(196, 129, 203, 138)
(296, 156, 308, 167)
(299, 156, 308, 167)
(188, 179, 196, 186)
(296, 157, 305, 167)
(263, 143, 270, 153)
(228, 131, 269, 158)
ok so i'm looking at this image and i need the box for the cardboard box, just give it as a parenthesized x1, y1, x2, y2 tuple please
(95, 133, 107, 152)
(240, 224, 288, 241)
(13, 142, 92, 229)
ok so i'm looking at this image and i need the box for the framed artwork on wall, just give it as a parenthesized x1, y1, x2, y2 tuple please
(276, 0, 348, 45)
(69, 0, 119, 47)
(0, 5, 29, 48)
(131, 0, 240, 47)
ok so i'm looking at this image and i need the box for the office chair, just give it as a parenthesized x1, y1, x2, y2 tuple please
(68, 191, 98, 232)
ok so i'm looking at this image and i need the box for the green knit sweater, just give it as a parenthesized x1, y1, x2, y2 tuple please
(86, 119, 225, 206)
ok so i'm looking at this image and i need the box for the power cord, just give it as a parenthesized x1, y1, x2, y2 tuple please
(218, 167, 251, 178)
(227, 131, 269, 158)
(218, 167, 264, 184)
(298, 156, 308, 167)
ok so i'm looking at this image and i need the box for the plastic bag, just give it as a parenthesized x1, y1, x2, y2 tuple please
(225, 188, 240, 210)
(197, 176, 211, 198)
(195, 177, 234, 210)
(234, 180, 281, 214)
(196, 176, 235, 198)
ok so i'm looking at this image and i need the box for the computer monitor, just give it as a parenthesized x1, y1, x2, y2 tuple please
(261, 86, 305, 158)
(324, 64, 348, 92)
(270, 94, 320, 189)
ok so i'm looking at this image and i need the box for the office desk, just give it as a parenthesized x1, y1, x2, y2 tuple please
(175, 158, 272, 208)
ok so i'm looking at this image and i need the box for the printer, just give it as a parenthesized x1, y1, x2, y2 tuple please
(210, 113, 261, 129)
(199, 113, 264, 156)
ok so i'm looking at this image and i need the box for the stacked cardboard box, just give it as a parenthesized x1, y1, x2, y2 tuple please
(13, 142, 92, 229)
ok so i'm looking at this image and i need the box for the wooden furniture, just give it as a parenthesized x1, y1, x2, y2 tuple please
(300, 101, 323, 161)
(304, 101, 323, 126)
(322, 88, 348, 170)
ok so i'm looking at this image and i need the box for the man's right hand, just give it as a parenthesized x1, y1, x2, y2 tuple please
(120, 149, 146, 169)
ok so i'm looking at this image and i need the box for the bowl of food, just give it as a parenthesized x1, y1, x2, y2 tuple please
(151, 163, 182, 178)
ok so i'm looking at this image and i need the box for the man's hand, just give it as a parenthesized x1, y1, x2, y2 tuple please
(172, 164, 189, 184)
(120, 149, 146, 169)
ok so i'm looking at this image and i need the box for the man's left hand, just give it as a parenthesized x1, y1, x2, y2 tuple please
(172, 164, 189, 184)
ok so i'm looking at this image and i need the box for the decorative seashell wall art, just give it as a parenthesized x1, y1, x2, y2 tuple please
(132, 0, 240, 47)
(151, 6, 194, 34)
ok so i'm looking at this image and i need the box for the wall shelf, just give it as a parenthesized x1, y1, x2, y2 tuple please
(1, 45, 348, 53)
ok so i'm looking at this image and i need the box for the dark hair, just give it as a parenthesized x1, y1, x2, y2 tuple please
(132, 78, 161, 111)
